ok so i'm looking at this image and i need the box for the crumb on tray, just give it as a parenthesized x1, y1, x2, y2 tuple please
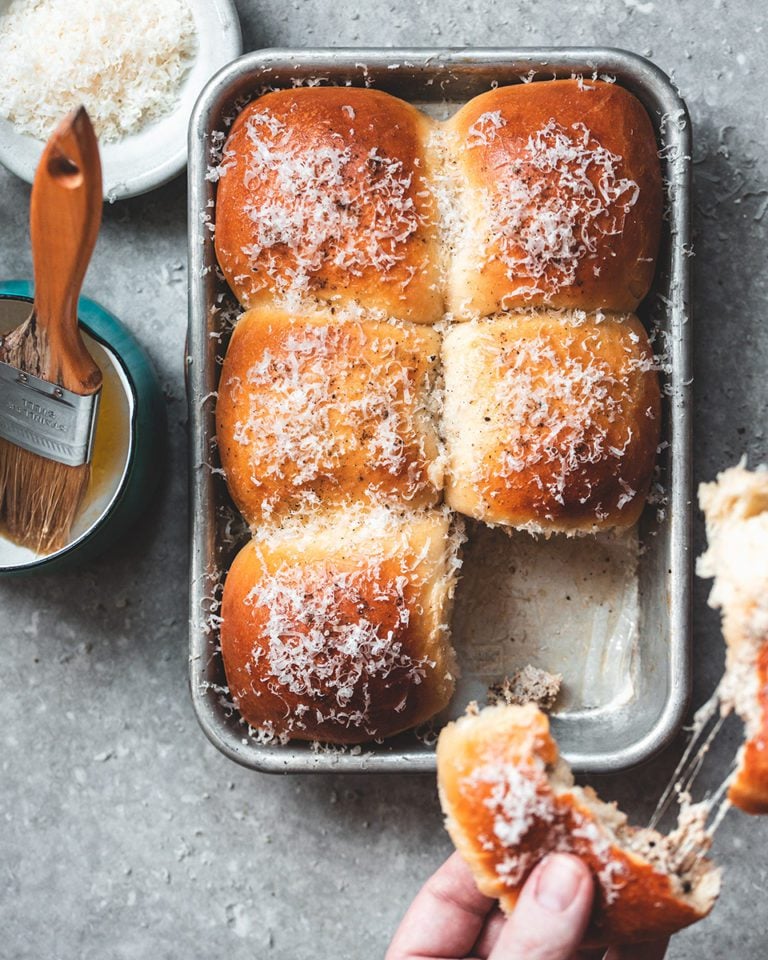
(487, 664, 562, 712)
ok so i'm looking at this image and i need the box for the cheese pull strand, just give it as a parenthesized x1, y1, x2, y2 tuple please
(648, 685, 746, 851)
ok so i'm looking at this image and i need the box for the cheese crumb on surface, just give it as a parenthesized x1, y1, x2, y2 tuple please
(487, 665, 562, 711)
(0, 0, 198, 143)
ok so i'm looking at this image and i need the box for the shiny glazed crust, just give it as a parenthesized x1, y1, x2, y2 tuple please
(214, 87, 442, 323)
(442, 311, 660, 533)
(220, 508, 461, 744)
(437, 705, 719, 947)
(444, 80, 662, 319)
(215, 306, 444, 526)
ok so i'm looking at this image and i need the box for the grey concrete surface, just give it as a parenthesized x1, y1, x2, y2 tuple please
(1, 1, 767, 957)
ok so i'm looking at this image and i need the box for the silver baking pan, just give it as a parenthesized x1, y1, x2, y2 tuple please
(187, 48, 692, 774)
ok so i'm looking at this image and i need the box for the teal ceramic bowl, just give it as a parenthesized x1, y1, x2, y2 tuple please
(0, 281, 165, 575)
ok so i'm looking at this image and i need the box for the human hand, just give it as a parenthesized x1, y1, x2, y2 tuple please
(386, 851, 669, 960)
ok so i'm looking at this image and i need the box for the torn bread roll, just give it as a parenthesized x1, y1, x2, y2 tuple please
(698, 462, 768, 814)
(442, 311, 660, 533)
(216, 306, 444, 526)
(221, 505, 464, 744)
(437, 704, 720, 947)
(443, 79, 662, 319)
(214, 87, 442, 324)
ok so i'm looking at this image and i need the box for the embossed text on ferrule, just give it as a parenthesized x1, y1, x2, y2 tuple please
(14, 397, 67, 431)
(0, 359, 99, 466)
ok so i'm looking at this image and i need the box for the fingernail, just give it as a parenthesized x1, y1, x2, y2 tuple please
(533, 854, 584, 912)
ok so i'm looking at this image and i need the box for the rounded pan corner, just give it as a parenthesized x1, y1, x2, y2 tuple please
(187, 642, 442, 776)
(188, 46, 301, 146)
(187, 659, 271, 773)
(566, 681, 692, 775)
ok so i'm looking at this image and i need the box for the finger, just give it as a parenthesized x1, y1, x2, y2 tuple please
(604, 941, 668, 960)
(488, 854, 595, 960)
(386, 851, 495, 960)
(472, 906, 507, 958)
(475, 909, 601, 960)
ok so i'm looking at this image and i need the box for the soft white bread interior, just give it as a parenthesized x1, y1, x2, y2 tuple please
(698, 462, 768, 814)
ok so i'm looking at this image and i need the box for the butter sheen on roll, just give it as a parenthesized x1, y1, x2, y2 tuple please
(443, 80, 663, 319)
(214, 87, 442, 324)
(216, 306, 444, 526)
(220, 506, 463, 744)
(442, 311, 661, 533)
(213, 79, 666, 745)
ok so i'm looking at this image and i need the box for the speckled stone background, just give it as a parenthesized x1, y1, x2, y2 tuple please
(1, 1, 767, 958)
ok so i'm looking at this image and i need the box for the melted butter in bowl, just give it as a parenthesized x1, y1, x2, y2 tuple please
(0, 295, 134, 570)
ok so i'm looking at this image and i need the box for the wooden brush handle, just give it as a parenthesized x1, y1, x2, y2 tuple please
(30, 107, 103, 394)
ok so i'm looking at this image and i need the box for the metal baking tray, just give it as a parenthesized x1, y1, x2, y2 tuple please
(187, 47, 692, 774)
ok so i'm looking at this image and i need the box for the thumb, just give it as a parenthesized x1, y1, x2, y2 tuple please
(489, 854, 594, 960)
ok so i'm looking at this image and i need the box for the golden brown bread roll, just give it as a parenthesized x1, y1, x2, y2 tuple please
(216, 306, 444, 526)
(698, 463, 768, 814)
(212, 80, 668, 748)
(437, 704, 720, 948)
(442, 310, 660, 533)
(443, 80, 662, 319)
(220, 505, 463, 744)
(214, 87, 442, 324)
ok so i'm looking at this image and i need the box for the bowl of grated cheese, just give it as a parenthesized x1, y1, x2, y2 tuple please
(0, 0, 241, 201)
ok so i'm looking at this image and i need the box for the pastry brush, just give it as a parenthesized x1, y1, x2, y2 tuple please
(0, 107, 103, 554)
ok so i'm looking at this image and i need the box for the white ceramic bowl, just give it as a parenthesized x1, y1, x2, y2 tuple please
(0, 0, 242, 201)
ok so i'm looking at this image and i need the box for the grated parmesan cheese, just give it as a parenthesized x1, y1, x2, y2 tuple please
(224, 318, 441, 522)
(463, 751, 715, 908)
(475, 119, 640, 300)
(480, 319, 648, 507)
(472, 760, 556, 850)
(0, 0, 197, 143)
(462, 753, 630, 902)
(427, 126, 470, 280)
(225, 108, 424, 309)
(465, 110, 506, 148)
(245, 562, 431, 718)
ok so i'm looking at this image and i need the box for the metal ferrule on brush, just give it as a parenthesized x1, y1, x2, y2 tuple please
(0, 359, 100, 468)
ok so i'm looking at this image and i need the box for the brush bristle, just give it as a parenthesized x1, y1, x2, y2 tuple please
(0, 437, 90, 554)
